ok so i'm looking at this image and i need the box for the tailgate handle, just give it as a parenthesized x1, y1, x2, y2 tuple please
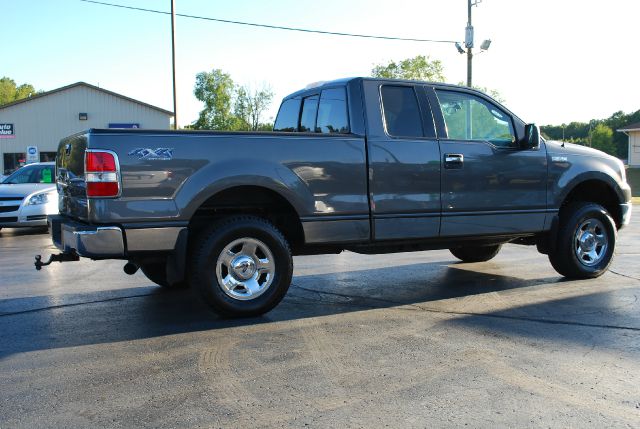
(444, 153, 464, 169)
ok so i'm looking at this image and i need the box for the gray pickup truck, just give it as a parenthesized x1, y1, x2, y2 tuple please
(38, 77, 632, 317)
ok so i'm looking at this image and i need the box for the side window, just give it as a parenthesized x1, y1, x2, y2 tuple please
(436, 90, 515, 147)
(316, 88, 349, 134)
(299, 95, 319, 132)
(273, 98, 301, 132)
(380, 86, 424, 138)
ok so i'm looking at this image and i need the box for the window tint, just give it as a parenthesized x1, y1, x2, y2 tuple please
(316, 88, 349, 134)
(436, 90, 515, 146)
(299, 95, 319, 132)
(381, 86, 423, 138)
(273, 98, 301, 132)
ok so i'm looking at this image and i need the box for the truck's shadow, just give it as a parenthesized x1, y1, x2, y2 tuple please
(0, 262, 637, 358)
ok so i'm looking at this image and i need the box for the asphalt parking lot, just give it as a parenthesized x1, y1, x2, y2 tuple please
(1, 214, 639, 428)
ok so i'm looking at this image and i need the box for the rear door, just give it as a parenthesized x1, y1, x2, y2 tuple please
(363, 80, 441, 240)
(429, 87, 547, 237)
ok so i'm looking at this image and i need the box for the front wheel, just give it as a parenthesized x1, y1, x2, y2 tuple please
(548, 202, 616, 279)
(450, 244, 502, 263)
(190, 216, 293, 317)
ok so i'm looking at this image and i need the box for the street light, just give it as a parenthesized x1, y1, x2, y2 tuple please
(454, 0, 491, 87)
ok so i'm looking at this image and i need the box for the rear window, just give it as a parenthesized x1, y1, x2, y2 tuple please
(273, 99, 301, 132)
(381, 86, 424, 138)
(273, 87, 350, 134)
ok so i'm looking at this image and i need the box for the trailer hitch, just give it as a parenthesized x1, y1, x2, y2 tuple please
(34, 253, 80, 270)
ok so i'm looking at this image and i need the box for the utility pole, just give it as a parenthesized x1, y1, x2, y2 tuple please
(171, 0, 178, 129)
(466, 0, 474, 87)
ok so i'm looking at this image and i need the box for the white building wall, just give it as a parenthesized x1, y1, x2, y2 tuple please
(0, 85, 171, 173)
(629, 131, 640, 167)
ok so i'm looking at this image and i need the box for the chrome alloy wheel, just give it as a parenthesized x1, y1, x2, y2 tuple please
(574, 218, 608, 266)
(215, 237, 275, 301)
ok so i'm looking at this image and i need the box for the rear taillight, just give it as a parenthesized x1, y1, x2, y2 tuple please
(85, 150, 120, 198)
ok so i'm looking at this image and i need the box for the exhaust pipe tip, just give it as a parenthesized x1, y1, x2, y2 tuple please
(123, 262, 139, 275)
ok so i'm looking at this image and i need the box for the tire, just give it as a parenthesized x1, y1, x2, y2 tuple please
(190, 216, 293, 317)
(548, 202, 616, 279)
(140, 262, 187, 289)
(450, 244, 502, 262)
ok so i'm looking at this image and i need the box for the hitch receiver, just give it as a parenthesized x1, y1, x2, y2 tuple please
(35, 253, 80, 270)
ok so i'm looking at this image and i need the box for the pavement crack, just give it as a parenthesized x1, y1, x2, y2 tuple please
(292, 284, 640, 332)
(0, 293, 157, 317)
(609, 269, 640, 282)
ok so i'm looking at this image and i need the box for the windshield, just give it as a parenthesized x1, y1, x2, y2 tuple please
(2, 165, 55, 185)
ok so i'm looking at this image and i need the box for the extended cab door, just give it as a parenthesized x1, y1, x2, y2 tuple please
(428, 86, 547, 236)
(363, 80, 441, 240)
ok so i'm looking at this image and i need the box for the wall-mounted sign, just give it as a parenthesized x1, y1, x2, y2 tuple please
(26, 146, 39, 164)
(0, 123, 15, 139)
(109, 123, 140, 129)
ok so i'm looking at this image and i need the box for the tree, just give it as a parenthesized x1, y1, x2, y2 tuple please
(234, 85, 274, 131)
(0, 77, 38, 106)
(193, 69, 236, 130)
(371, 55, 445, 82)
(193, 70, 274, 131)
(590, 123, 615, 155)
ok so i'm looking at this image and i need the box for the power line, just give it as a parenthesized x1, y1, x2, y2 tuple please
(78, 0, 457, 44)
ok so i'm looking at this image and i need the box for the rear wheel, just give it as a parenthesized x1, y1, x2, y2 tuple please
(450, 244, 502, 263)
(190, 216, 293, 317)
(548, 202, 616, 279)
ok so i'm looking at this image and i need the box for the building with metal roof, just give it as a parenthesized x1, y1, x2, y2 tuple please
(0, 82, 173, 174)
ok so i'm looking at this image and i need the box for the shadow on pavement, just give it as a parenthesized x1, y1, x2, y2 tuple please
(1, 261, 637, 358)
(0, 227, 49, 237)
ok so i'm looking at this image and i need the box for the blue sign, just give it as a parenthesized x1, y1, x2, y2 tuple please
(108, 123, 140, 129)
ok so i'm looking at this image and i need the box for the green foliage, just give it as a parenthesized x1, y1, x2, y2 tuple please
(542, 109, 640, 159)
(234, 85, 274, 131)
(192, 69, 273, 131)
(371, 55, 445, 82)
(591, 124, 615, 155)
(193, 69, 236, 130)
(0, 77, 38, 106)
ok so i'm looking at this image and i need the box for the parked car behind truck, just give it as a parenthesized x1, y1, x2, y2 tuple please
(0, 162, 58, 231)
(38, 78, 632, 317)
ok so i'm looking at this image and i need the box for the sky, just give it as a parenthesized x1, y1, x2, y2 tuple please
(3, 0, 640, 128)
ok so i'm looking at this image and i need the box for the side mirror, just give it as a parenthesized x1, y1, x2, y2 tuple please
(521, 124, 540, 150)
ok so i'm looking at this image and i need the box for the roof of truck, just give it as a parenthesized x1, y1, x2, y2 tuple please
(282, 77, 491, 100)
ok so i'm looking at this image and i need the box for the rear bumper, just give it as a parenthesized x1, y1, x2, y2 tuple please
(49, 215, 125, 258)
(48, 215, 185, 259)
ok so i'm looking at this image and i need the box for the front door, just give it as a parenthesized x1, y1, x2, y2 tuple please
(431, 88, 548, 237)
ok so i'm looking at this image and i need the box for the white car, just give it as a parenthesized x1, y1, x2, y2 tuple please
(0, 162, 58, 231)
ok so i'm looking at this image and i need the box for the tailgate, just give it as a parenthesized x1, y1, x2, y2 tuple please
(56, 132, 89, 220)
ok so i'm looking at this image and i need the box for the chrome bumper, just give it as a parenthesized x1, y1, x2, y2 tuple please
(48, 215, 185, 258)
(50, 215, 125, 258)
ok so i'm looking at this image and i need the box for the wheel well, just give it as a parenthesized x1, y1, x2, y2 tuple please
(189, 186, 305, 250)
(561, 180, 622, 228)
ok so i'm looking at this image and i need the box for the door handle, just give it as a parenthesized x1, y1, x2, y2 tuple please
(444, 153, 464, 169)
